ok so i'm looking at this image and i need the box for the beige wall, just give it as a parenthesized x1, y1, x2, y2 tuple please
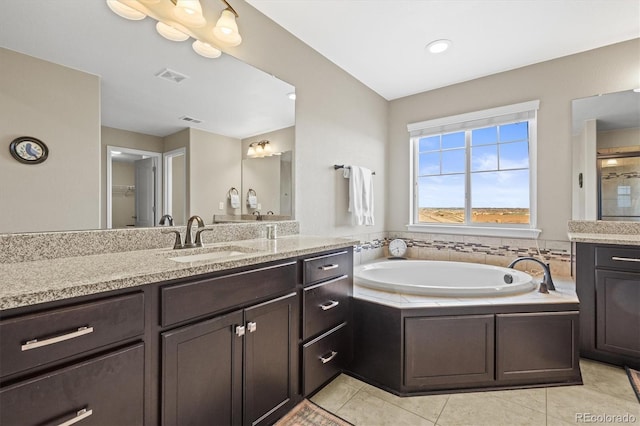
(388, 39, 640, 241)
(0, 48, 100, 233)
(228, 2, 388, 237)
(598, 127, 640, 150)
(189, 128, 242, 223)
(242, 156, 280, 214)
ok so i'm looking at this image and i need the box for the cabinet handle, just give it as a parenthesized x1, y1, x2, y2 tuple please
(611, 256, 640, 263)
(319, 264, 339, 271)
(21, 326, 94, 351)
(235, 325, 246, 337)
(247, 322, 257, 333)
(57, 408, 93, 426)
(319, 351, 338, 364)
(320, 300, 340, 311)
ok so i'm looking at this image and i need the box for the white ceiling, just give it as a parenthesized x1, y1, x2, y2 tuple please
(247, 0, 640, 100)
(0, 0, 295, 139)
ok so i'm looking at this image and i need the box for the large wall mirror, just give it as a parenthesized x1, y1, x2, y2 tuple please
(0, 0, 295, 233)
(571, 89, 640, 221)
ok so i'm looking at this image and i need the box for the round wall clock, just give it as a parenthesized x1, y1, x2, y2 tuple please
(9, 136, 49, 164)
(388, 238, 408, 258)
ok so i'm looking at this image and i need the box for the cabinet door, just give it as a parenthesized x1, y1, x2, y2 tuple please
(244, 292, 298, 426)
(596, 270, 640, 358)
(161, 310, 243, 426)
(496, 312, 579, 382)
(404, 315, 494, 388)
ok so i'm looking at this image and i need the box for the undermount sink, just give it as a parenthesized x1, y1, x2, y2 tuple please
(168, 246, 258, 263)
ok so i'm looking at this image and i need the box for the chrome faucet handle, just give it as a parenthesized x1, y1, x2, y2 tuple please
(162, 230, 183, 250)
(159, 214, 174, 226)
(184, 215, 205, 248)
(194, 228, 214, 247)
(543, 262, 556, 291)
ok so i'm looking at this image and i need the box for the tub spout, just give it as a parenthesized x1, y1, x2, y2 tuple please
(507, 257, 556, 293)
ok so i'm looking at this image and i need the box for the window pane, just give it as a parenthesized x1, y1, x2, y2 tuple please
(418, 152, 440, 175)
(471, 126, 497, 146)
(471, 170, 530, 224)
(441, 132, 465, 149)
(419, 136, 440, 151)
(418, 175, 465, 223)
(500, 122, 528, 142)
(471, 145, 498, 172)
(441, 149, 465, 174)
(499, 141, 529, 170)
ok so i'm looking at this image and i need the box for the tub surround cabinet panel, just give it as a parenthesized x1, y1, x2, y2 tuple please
(350, 299, 581, 395)
(576, 243, 640, 369)
(300, 250, 353, 396)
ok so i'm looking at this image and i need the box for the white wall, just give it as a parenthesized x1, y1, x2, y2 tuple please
(0, 48, 100, 233)
(388, 39, 640, 241)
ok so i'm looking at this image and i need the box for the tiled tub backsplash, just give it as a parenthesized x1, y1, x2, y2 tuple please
(351, 232, 572, 277)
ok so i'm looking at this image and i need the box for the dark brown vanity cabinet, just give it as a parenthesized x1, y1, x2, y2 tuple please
(301, 250, 353, 396)
(577, 243, 640, 368)
(160, 262, 299, 426)
(0, 293, 145, 426)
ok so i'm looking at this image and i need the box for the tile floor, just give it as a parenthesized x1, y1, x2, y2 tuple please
(311, 359, 639, 425)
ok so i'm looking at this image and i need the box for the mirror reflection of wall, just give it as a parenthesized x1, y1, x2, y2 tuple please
(241, 151, 293, 216)
(571, 89, 640, 221)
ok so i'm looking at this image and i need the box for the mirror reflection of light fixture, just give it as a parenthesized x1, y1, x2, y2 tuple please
(106, 0, 242, 59)
(247, 140, 273, 157)
(605, 159, 619, 167)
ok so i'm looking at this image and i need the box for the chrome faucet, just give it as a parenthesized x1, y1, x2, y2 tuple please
(163, 215, 212, 249)
(507, 257, 556, 293)
(159, 214, 174, 226)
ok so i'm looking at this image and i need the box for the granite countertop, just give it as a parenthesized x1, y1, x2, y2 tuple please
(0, 235, 357, 311)
(567, 220, 640, 246)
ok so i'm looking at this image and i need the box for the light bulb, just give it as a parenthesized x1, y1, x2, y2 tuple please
(213, 9, 242, 46)
(173, 0, 206, 27)
(192, 40, 221, 59)
(156, 22, 189, 42)
(106, 0, 146, 20)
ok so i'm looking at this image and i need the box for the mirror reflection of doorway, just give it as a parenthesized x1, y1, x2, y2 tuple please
(106, 146, 162, 229)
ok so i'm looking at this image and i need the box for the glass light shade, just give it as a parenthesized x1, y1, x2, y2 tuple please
(192, 40, 221, 58)
(213, 9, 242, 46)
(106, 0, 146, 20)
(173, 0, 206, 27)
(264, 143, 272, 153)
(156, 22, 189, 41)
(255, 145, 264, 155)
(247, 146, 256, 156)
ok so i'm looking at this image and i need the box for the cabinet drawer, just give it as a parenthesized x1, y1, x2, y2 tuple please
(0, 343, 144, 426)
(303, 275, 351, 340)
(303, 251, 351, 286)
(0, 293, 144, 378)
(303, 323, 349, 396)
(161, 261, 296, 326)
(595, 246, 640, 272)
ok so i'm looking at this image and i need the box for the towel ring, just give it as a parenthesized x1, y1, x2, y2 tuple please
(227, 187, 239, 199)
(247, 188, 256, 197)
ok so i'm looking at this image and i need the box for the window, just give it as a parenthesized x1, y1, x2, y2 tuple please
(408, 101, 540, 238)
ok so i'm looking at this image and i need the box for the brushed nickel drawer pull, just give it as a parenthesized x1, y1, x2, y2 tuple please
(21, 326, 94, 351)
(57, 408, 93, 426)
(612, 256, 640, 263)
(320, 351, 338, 364)
(247, 322, 257, 333)
(319, 264, 339, 271)
(320, 300, 340, 311)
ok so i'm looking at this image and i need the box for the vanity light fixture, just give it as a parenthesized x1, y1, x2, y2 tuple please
(106, 0, 242, 59)
(426, 39, 452, 54)
(247, 140, 273, 157)
(106, 0, 146, 20)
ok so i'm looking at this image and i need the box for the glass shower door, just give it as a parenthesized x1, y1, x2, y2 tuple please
(599, 154, 640, 221)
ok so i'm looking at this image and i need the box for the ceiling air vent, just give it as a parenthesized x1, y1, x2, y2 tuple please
(155, 68, 189, 83)
(179, 115, 202, 124)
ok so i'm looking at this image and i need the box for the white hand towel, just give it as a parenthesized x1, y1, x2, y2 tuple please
(347, 166, 375, 226)
(230, 193, 240, 209)
(248, 194, 258, 208)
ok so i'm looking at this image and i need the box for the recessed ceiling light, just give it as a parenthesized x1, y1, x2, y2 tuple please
(633, 88, 640, 93)
(112, 151, 122, 155)
(288, 92, 296, 100)
(426, 39, 452, 54)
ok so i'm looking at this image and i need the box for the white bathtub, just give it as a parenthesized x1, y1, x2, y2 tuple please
(354, 260, 536, 297)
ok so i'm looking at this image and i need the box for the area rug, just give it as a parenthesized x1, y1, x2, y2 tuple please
(626, 366, 640, 403)
(275, 400, 353, 426)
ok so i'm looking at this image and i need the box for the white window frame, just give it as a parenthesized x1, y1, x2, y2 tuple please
(407, 100, 541, 239)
